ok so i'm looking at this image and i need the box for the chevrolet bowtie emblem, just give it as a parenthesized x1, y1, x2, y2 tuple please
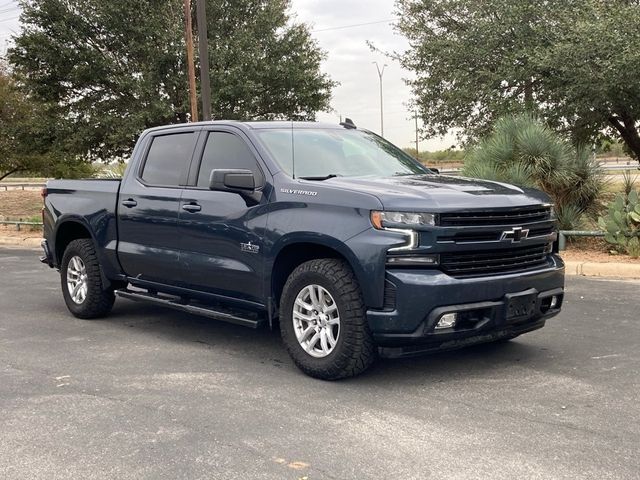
(501, 227, 529, 243)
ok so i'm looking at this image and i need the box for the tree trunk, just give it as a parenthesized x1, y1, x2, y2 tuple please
(0, 168, 23, 181)
(609, 113, 640, 165)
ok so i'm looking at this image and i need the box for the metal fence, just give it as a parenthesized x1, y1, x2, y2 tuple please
(0, 220, 43, 231)
(0, 183, 45, 191)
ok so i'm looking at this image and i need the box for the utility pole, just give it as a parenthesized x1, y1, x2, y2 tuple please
(414, 110, 419, 156)
(183, 0, 198, 122)
(373, 62, 387, 137)
(196, 0, 212, 120)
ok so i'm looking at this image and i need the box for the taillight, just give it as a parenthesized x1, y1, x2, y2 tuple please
(41, 187, 48, 199)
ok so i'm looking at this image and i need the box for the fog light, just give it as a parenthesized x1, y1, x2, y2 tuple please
(435, 312, 457, 330)
(550, 296, 559, 309)
(386, 255, 439, 266)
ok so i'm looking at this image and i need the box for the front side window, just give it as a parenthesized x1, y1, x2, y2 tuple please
(197, 132, 263, 188)
(141, 132, 198, 186)
(255, 128, 430, 179)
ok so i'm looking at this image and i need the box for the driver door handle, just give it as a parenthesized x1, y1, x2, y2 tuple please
(182, 203, 202, 213)
(121, 199, 137, 208)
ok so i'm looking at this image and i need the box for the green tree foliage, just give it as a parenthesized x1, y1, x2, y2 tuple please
(0, 65, 93, 180)
(393, 0, 640, 163)
(8, 0, 335, 163)
(462, 115, 605, 230)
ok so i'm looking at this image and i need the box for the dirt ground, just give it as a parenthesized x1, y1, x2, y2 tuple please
(0, 190, 43, 219)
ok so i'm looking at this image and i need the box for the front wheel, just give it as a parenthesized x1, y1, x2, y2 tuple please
(60, 239, 115, 319)
(280, 259, 376, 380)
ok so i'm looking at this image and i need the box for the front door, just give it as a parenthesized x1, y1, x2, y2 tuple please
(177, 129, 269, 304)
(117, 129, 199, 284)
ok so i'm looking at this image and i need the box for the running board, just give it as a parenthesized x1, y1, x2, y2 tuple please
(115, 289, 264, 329)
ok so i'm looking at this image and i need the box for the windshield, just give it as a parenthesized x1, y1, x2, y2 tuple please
(254, 128, 430, 178)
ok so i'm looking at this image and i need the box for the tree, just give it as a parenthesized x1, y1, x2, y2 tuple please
(393, 0, 640, 163)
(462, 114, 605, 230)
(8, 0, 335, 163)
(0, 65, 93, 180)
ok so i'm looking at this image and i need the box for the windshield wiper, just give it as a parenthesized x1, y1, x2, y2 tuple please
(298, 174, 341, 181)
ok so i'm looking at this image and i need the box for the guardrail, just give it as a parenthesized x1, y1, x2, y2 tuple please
(0, 183, 46, 191)
(558, 230, 605, 251)
(0, 220, 43, 231)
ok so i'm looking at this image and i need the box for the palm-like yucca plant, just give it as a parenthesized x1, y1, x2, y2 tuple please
(462, 114, 605, 230)
(100, 162, 128, 179)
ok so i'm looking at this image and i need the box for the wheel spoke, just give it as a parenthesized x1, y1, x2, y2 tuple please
(295, 298, 313, 311)
(308, 285, 319, 306)
(327, 316, 340, 326)
(326, 327, 338, 347)
(293, 311, 315, 322)
(306, 332, 320, 352)
(297, 325, 315, 343)
(320, 328, 329, 354)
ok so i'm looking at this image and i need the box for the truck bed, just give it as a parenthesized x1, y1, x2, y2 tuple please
(43, 178, 123, 280)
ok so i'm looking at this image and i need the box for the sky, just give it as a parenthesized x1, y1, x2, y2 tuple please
(0, 0, 454, 150)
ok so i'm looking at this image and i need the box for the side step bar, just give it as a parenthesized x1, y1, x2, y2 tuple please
(115, 289, 264, 329)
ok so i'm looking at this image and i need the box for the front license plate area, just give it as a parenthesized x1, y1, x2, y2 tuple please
(506, 292, 537, 323)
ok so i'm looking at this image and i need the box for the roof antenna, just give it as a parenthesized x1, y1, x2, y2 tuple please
(291, 120, 296, 179)
(340, 118, 357, 129)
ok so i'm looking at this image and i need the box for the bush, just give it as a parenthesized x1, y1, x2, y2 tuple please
(462, 114, 606, 230)
(598, 174, 640, 257)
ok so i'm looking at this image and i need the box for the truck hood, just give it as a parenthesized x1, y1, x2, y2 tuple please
(321, 174, 551, 211)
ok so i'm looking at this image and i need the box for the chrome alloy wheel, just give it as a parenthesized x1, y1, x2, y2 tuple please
(66, 256, 88, 304)
(292, 284, 340, 358)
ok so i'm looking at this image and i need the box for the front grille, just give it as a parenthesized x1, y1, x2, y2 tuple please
(440, 206, 551, 227)
(441, 244, 550, 277)
(438, 225, 556, 244)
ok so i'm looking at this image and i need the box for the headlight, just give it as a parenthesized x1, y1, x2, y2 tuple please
(370, 211, 436, 229)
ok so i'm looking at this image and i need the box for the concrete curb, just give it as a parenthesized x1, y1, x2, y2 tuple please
(563, 260, 640, 279)
(0, 236, 42, 249)
(1, 236, 639, 279)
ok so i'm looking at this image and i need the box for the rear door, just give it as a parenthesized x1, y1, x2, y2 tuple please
(117, 128, 200, 284)
(176, 128, 269, 304)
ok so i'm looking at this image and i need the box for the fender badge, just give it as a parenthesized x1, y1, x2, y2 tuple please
(240, 242, 260, 254)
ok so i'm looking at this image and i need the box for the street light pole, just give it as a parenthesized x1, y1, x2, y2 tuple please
(196, 0, 212, 120)
(373, 62, 387, 137)
(414, 110, 419, 156)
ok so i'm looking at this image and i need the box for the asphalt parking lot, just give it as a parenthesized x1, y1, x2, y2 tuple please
(1, 248, 638, 480)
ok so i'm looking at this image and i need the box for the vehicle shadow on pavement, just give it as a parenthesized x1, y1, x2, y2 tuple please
(105, 299, 553, 385)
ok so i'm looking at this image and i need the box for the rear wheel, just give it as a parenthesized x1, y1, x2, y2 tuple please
(60, 239, 115, 319)
(280, 259, 376, 380)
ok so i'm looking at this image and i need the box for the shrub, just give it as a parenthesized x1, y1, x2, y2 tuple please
(462, 114, 606, 230)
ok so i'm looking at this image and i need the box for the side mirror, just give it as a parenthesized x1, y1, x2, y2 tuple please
(209, 169, 256, 192)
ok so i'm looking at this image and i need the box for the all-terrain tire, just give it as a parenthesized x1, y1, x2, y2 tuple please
(60, 239, 115, 319)
(280, 259, 376, 380)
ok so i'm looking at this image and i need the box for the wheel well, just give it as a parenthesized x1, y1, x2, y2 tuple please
(55, 221, 92, 264)
(271, 243, 347, 305)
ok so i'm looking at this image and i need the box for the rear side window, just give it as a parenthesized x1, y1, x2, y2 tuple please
(141, 132, 198, 186)
(197, 132, 263, 188)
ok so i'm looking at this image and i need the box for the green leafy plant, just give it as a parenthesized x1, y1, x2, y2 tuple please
(462, 114, 606, 230)
(598, 175, 640, 258)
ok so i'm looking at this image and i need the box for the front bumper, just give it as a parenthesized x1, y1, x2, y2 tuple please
(367, 255, 565, 357)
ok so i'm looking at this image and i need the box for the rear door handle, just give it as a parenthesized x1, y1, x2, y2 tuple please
(122, 199, 137, 208)
(182, 203, 202, 213)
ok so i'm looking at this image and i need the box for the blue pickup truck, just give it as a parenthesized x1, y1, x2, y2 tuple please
(41, 120, 565, 379)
